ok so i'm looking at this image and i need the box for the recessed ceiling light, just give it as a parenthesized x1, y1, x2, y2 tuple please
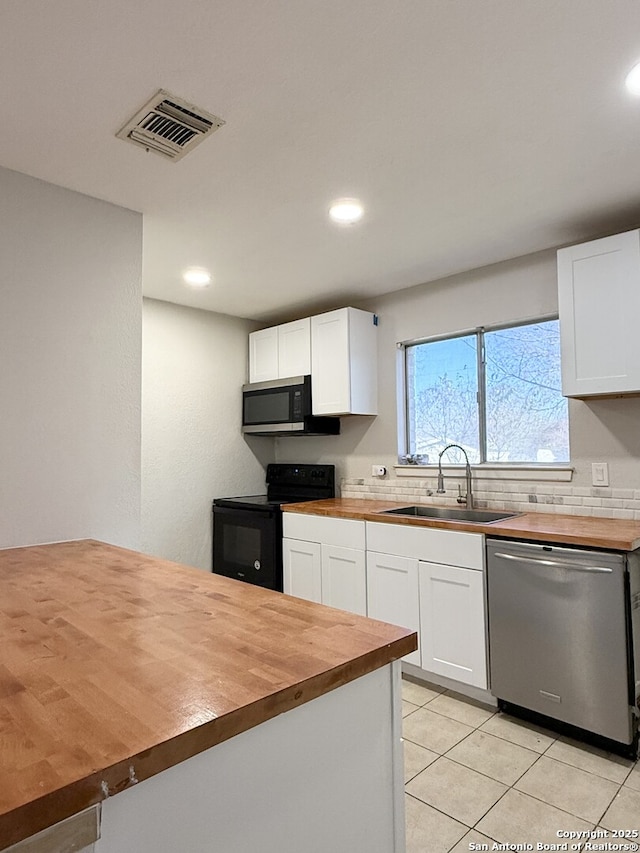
(329, 198, 364, 225)
(183, 267, 211, 288)
(625, 62, 640, 95)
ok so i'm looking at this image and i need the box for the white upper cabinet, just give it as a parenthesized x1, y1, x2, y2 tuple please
(558, 229, 640, 397)
(249, 318, 311, 383)
(277, 318, 311, 379)
(311, 307, 378, 416)
(248, 308, 378, 417)
(249, 326, 279, 383)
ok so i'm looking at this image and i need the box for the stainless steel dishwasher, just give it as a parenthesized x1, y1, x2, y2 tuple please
(486, 538, 639, 756)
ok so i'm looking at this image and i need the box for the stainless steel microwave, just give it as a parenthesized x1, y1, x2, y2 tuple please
(242, 375, 340, 436)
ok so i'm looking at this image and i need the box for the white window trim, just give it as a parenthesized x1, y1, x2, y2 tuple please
(395, 464, 574, 482)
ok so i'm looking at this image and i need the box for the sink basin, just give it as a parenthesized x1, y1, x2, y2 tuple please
(381, 506, 520, 523)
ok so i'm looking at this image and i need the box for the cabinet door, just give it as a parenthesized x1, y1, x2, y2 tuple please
(283, 538, 322, 603)
(278, 318, 311, 378)
(249, 327, 279, 383)
(419, 562, 486, 688)
(311, 309, 351, 415)
(366, 551, 420, 665)
(321, 545, 367, 616)
(558, 229, 640, 396)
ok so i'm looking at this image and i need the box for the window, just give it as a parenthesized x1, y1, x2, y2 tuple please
(401, 319, 569, 465)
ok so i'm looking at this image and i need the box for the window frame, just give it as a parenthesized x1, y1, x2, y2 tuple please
(397, 314, 569, 468)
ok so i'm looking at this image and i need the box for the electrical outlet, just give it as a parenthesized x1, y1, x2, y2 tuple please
(371, 465, 387, 477)
(591, 462, 609, 487)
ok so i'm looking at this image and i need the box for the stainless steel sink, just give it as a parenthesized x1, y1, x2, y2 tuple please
(380, 505, 520, 523)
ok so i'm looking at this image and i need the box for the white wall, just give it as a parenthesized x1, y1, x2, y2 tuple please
(0, 166, 142, 549)
(274, 248, 640, 492)
(141, 299, 272, 570)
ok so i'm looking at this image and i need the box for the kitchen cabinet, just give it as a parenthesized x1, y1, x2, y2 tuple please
(366, 521, 486, 687)
(249, 326, 279, 383)
(311, 307, 377, 416)
(321, 544, 367, 615)
(249, 318, 311, 383)
(367, 551, 421, 666)
(247, 308, 378, 417)
(283, 537, 322, 602)
(419, 560, 486, 688)
(558, 228, 640, 397)
(283, 513, 367, 615)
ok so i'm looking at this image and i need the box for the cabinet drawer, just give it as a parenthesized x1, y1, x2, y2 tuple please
(283, 513, 366, 549)
(366, 521, 483, 569)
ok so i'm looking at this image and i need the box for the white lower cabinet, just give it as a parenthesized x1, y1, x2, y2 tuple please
(366, 521, 487, 689)
(283, 515, 488, 690)
(366, 552, 421, 666)
(283, 538, 322, 603)
(419, 561, 487, 689)
(321, 545, 367, 615)
(283, 513, 366, 616)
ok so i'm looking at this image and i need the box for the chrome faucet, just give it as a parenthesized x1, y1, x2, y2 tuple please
(436, 444, 474, 509)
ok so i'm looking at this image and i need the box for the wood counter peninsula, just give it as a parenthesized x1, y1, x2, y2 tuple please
(0, 540, 416, 853)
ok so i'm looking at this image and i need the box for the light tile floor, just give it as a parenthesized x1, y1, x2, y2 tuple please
(402, 677, 640, 853)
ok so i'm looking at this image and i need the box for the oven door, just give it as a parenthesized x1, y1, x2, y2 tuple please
(212, 504, 282, 591)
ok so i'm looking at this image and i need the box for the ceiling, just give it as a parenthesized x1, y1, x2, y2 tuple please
(2, 1, 640, 322)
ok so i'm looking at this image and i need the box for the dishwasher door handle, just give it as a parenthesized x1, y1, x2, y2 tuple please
(493, 552, 613, 573)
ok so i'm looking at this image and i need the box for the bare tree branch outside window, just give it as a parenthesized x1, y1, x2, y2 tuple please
(404, 320, 569, 464)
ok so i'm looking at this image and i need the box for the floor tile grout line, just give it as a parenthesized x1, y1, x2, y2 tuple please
(445, 828, 500, 853)
(441, 737, 543, 788)
(405, 701, 639, 783)
(509, 775, 614, 827)
(403, 787, 475, 833)
(592, 776, 625, 829)
(510, 750, 620, 826)
(403, 680, 639, 844)
(476, 721, 557, 753)
(540, 749, 636, 785)
(406, 740, 623, 831)
(418, 704, 496, 728)
(404, 759, 607, 847)
(520, 751, 627, 813)
(438, 720, 541, 822)
(405, 751, 511, 831)
(403, 790, 474, 834)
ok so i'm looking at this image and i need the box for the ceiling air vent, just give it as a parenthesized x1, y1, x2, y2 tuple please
(116, 90, 225, 162)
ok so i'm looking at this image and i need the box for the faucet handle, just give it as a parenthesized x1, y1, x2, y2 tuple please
(456, 484, 466, 504)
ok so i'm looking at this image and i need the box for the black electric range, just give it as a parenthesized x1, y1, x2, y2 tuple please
(212, 463, 335, 590)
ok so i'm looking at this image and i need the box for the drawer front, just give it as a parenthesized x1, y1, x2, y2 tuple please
(283, 513, 366, 549)
(366, 521, 483, 569)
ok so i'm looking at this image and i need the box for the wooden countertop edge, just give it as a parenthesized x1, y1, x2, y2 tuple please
(0, 634, 416, 851)
(283, 502, 640, 551)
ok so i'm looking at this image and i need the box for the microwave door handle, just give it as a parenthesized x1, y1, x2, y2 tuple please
(492, 552, 613, 574)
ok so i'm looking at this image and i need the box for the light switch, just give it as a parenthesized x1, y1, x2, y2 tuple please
(591, 462, 609, 487)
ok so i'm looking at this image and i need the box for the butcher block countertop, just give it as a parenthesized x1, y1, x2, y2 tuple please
(284, 498, 640, 551)
(0, 540, 416, 850)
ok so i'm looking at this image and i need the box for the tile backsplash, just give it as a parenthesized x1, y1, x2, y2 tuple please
(341, 477, 640, 521)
